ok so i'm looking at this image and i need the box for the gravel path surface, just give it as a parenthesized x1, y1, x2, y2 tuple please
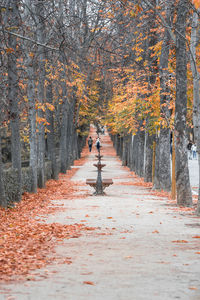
(0, 130, 200, 300)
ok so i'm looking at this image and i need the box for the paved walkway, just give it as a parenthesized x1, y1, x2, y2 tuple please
(188, 158, 199, 194)
(0, 130, 200, 300)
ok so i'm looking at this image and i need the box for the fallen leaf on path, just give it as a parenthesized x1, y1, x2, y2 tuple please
(124, 256, 133, 259)
(152, 230, 159, 234)
(172, 240, 188, 243)
(0, 162, 97, 282)
(83, 281, 95, 285)
(192, 235, 200, 238)
(120, 230, 133, 233)
(96, 232, 113, 236)
(148, 211, 154, 214)
(189, 287, 198, 290)
(195, 252, 200, 254)
(63, 259, 72, 264)
(107, 217, 112, 219)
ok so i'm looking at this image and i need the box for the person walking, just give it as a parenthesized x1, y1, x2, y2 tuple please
(96, 137, 101, 152)
(187, 141, 193, 159)
(192, 143, 197, 159)
(88, 136, 93, 152)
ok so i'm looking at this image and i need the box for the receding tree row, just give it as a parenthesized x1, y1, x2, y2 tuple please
(0, 0, 109, 206)
(106, 0, 200, 214)
(0, 0, 200, 213)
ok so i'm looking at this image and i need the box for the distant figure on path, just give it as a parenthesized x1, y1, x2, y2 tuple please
(187, 141, 193, 159)
(96, 137, 101, 152)
(88, 137, 93, 152)
(192, 143, 197, 159)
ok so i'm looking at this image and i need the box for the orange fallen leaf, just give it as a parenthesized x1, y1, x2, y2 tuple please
(172, 240, 188, 243)
(107, 217, 112, 219)
(192, 235, 200, 238)
(195, 252, 200, 254)
(189, 287, 197, 290)
(81, 272, 93, 275)
(152, 230, 159, 234)
(83, 281, 95, 285)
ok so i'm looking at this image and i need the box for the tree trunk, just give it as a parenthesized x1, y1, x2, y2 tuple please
(190, 11, 200, 214)
(116, 134, 121, 156)
(158, 1, 174, 191)
(8, 0, 22, 202)
(0, 135, 6, 207)
(153, 135, 160, 189)
(144, 132, 154, 182)
(46, 81, 58, 180)
(138, 130, 145, 177)
(35, 0, 46, 188)
(67, 107, 74, 166)
(28, 59, 37, 193)
(175, 0, 192, 206)
(60, 83, 69, 173)
(128, 135, 134, 171)
(159, 128, 171, 191)
(133, 134, 138, 174)
(122, 135, 128, 166)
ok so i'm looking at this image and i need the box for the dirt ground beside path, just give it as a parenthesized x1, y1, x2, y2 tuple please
(0, 128, 200, 300)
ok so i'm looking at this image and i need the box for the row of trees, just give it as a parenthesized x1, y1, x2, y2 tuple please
(0, 0, 113, 207)
(1, 0, 200, 214)
(103, 0, 200, 213)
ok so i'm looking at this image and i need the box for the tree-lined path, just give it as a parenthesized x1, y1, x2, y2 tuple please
(1, 127, 200, 300)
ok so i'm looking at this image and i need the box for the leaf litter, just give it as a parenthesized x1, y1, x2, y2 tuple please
(0, 156, 95, 282)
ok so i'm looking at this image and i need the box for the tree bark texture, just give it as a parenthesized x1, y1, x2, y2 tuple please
(8, 0, 22, 202)
(0, 135, 6, 207)
(158, 1, 174, 191)
(35, 0, 46, 188)
(28, 59, 37, 193)
(175, 0, 192, 206)
(153, 136, 160, 189)
(46, 82, 58, 180)
(144, 132, 154, 182)
(60, 79, 69, 173)
(190, 11, 200, 214)
(137, 130, 145, 177)
(159, 128, 171, 191)
(122, 135, 129, 166)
